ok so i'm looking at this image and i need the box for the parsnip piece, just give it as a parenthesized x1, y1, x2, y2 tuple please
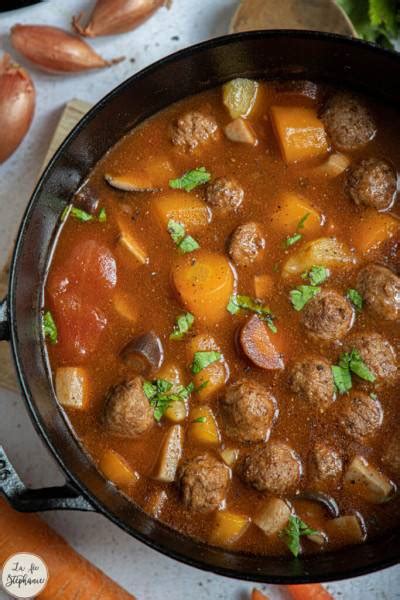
(283, 237, 355, 278)
(224, 118, 257, 145)
(272, 192, 322, 236)
(55, 367, 88, 410)
(326, 515, 365, 546)
(186, 334, 228, 400)
(220, 447, 239, 468)
(146, 488, 168, 518)
(223, 78, 259, 119)
(210, 510, 250, 546)
(105, 172, 156, 192)
(153, 425, 183, 483)
(254, 497, 291, 536)
(314, 153, 350, 177)
(117, 217, 149, 265)
(344, 456, 394, 504)
(188, 406, 221, 446)
(99, 449, 139, 489)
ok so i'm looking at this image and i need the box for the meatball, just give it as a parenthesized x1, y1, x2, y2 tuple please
(382, 431, 400, 480)
(171, 111, 218, 151)
(239, 441, 301, 494)
(220, 380, 276, 443)
(344, 332, 397, 382)
(228, 222, 265, 266)
(337, 391, 382, 442)
(178, 454, 229, 513)
(301, 290, 354, 341)
(309, 442, 342, 483)
(205, 177, 244, 210)
(321, 92, 376, 152)
(104, 377, 153, 437)
(357, 264, 400, 321)
(288, 357, 335, 412)
(347, 158, 397, 211)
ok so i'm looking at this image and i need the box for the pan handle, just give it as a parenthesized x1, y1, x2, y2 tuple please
(0, 445, 95, 512)
(0, 296, 10, 342)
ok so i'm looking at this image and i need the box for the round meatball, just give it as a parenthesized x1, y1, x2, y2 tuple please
(228, 222, 265, 266)
(178, 454, 229, 513)
(171, 111, 218, 151)
(288, 357, 335, 412)
(205, 177, 244, 210)
(347, 158, 397, 211)
(220, 380, 276, 443)
(321, 92, 376, 151)
(301, 290, 354, 341)
(239, 442, 301, 494)
(308, 442, 342, 483)
(357, 264, 400, 321)
(104, 377, 153, 437)
(337, 391, 382, 441)
(344, 332, 397, 382)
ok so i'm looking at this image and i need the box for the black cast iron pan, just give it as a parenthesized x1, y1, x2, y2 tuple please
(0, 30, 400, 584)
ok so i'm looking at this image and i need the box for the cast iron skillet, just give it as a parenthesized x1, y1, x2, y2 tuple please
(1, 31, 400, 584)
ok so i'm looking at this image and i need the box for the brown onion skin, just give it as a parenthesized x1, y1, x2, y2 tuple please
(0, 54, 35, 164)
(72, 0, 169, 37)
(11, 24, 123, 74)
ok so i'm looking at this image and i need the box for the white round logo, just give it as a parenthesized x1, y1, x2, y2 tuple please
(1, 553, 48, 598)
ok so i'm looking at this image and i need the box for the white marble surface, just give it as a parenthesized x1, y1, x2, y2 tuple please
(0, 1, 399, 598)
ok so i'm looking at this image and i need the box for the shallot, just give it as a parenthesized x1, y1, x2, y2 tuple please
(0, 54, 35, 164)
(11, 24, 124, 74)
(72, 0, 170, 38)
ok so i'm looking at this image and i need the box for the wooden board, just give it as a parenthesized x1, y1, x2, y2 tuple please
(0, 99, 92, 392)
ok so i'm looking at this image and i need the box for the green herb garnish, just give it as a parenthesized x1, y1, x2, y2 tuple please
(70, 207, 93, 222)
(192, 416, 207, 424)
(143, 379, 193, 422)
(170, 312, 195, 340)
(290, 285, 321, 311)
(283, 213, 310, 248)
(98, 207, 107, 223)
(191, 351, 222, 375)
(280, 515, 318, 558)
(331, 349, 376, 394)
(43, 310, 58, 344)
(302, 265, 329, 286)
(167, 219, 200, 254)
(347, 288, 363, 312)
(227, 294, 277, 333)
(337, 0, 399, 49)
(169, 167, 211, 192)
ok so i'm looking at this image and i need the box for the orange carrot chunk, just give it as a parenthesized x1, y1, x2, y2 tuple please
(252, 590, 270, 600)
(285, 583, 334, 600)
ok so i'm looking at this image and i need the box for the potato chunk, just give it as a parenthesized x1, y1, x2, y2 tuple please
(210, 510, 250, 546)
(351, 209, 400, 254)
(326, 515, 365, 546)
(99, 449, 139, 489)
(153, 191, 210, 231)
(172, 252, 235, 324)
(117, 216, 149, 265)
(282, 237, 355, 278)
(223, 78, 259, 119)
(186, 334, 228, 400)
(271, 106, 329, 163)
(344, 456, 394, 503)
(313, 153, 350, 178)
(55, 367, 88, 410)
(153, 425, 183, 482)
(220, 447, 240, 468)
(254, 497, 291, 536)
(188, 406, 221, 446)
(224, 118, 257, 145)
(272, 192, 322, 236)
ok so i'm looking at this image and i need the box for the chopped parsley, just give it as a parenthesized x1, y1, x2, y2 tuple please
(290, 285, 321, 311)
(70, 207, 93, 222)
(170, 312, 195, 340)
(280, 515, 318, 558)
(167, 219, 200, 254)
(192, 416, 207, 424)
(60, 204, 106, 223)
(302, 265, 329, 286)
(143, 379, 193, 422)
(297, 212, 311, 230)
(191, 351, 222, 375)
(227, 294, 277, 333)
(98, 207, 107, 223)
(43, 310, 58, 344)
(347, 288, 363, 312)
(283, 213, 310, 249)
(169, 167, 211, 192)
(331, 349, 376, 394)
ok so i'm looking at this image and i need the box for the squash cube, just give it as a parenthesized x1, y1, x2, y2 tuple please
(272, 192, 322, 236)
(153, 191, 210, 232)
(351, 209, 400, 254)
(210, 510, 250, 546)
(188, 405, 221, 446)
(186, 334, 228, 400)
(99, 449, 139, 489)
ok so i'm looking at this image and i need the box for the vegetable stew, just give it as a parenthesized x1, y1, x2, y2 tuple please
(45, 79, 400, 557)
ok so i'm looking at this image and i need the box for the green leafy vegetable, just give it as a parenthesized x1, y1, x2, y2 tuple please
(191, 351, 222, 374)
(143, 378, 193, 422)
(169, 166, 211, 192)
(331, 348, 376, 394)
(170, 312, 195, 340)
(284, 232, 303, 248)
(347, 288, 363, 312)
(43, 310, 58, 344)
(280, 515, 318, 557)
(167, 219, 200, 254)
(98, 207, 107, 222)
(226, 294, 277, 333)
(290, 285, 321, 311)
(337, 0, 399, 48)
(192, 416, 207, 423)
(302, 265, 329, 285)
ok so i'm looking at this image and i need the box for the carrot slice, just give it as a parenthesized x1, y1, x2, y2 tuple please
(285, 583, 334, 600)
(240, 315, 284, 370)
(252, 588, 270, 600)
